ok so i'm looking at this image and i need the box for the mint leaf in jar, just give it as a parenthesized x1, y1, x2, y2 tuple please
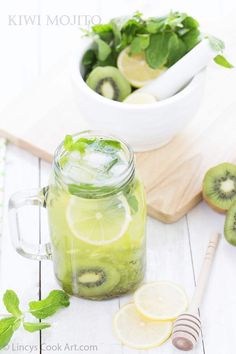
(127, 195, 139, 214)
(64, 135, 73, 152)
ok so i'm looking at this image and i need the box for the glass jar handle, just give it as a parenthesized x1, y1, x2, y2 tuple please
(8, 187, 51, 261)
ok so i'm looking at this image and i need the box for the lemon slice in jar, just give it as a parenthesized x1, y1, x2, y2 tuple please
(113, 303, 172, 349)
(117, 47, 166, 88)
(66, 195, 131, 245)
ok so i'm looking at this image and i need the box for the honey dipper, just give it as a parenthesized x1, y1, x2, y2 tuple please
(172, 233, 221, 351)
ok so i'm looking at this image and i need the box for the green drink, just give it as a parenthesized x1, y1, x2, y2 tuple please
(8, 131, 146, 300)
(47, 132, 146, 300)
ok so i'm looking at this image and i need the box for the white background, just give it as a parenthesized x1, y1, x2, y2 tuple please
(0, 1, 236, 354)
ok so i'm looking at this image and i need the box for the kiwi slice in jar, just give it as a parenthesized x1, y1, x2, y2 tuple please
(61, 260, 121, 300)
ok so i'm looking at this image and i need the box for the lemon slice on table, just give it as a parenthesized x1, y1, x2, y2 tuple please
(117, 47, 166, 88)
(134, 281, 188, 321)
(114, 303, 172, 349)
(66, 195, 131, 245)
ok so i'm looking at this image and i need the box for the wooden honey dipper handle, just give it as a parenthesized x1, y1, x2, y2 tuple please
(189, 232, 221, 313)
(172, 233, 221, 351)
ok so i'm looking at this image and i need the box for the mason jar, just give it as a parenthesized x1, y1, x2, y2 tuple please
(9, 131, 147, 300)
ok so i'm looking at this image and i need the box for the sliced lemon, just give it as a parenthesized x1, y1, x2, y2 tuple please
(134, 281, 188, 321)
(117, 47, 166, 88)
(113, 303, 172, 349)
(124, 92, 156, 104)
(66, 194, 131, 245)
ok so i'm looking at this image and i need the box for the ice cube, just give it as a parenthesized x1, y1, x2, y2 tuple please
(68, 151, 81, 163)
(62, 163, 96, 184)
(110, 162, 127, 177)
(84, 151, 113, 171)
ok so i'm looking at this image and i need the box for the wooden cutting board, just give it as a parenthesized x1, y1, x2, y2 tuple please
(0, 26, 236, 223)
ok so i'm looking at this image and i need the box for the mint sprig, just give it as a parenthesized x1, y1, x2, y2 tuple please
(0, 290, 70, 350)
(82, 11, 233, 77)
(63, 135, 121, 154)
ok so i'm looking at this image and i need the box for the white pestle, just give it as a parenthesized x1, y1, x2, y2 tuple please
(138, 39, 219, 100)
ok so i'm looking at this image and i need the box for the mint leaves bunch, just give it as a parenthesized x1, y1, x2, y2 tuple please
(63, 135, 122, 155)
(0, 290, 70, 350)
(82, 11, 232, 78)
(60, 135, 122, 170)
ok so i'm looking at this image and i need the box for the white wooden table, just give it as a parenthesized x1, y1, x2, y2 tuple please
(1, 1, 236, 353)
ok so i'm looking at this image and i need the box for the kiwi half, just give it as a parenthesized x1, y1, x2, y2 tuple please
(70, 260, 120, 299)
(202, 163, 236, 212)
(86, 66, 131, 101)
(224, 201, 236, 246)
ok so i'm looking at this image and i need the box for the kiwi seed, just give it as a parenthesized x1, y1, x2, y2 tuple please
(95, 77, 120, 101)
(78, 268, 106, 288)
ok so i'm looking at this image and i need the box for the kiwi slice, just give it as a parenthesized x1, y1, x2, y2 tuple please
(72, 260, 120, 299)
(224, 202, 236, 246)
(86, 66, 131, 101)
(202, 163, 236, 212)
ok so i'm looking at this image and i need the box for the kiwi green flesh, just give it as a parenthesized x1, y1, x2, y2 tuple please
(203, 163, 236, 211)
(86, 66, 131, 102)
(224, 202, 236, 246)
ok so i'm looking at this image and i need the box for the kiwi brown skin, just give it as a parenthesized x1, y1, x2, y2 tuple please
(202, 163, 236, 213)
(224, 201, 236, 246)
